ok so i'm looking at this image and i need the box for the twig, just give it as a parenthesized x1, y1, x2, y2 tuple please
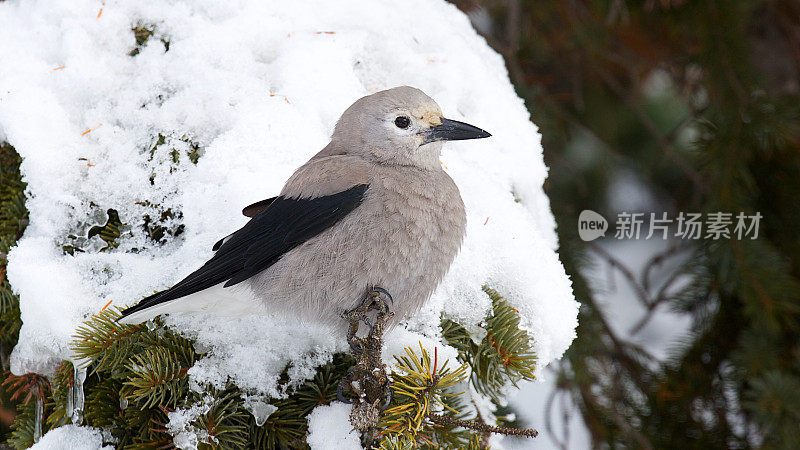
(641, 242, 692, 294)
(428, 412, 538, 438)
(588, 242, 650, 308)
(543, 386, 569, 450)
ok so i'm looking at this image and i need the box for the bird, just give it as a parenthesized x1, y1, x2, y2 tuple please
(118, 86, 491, 327)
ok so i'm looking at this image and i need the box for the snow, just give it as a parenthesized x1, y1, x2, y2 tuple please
(170, 313, 346, 396)
(31, 425, 111, 450)
(0, 0, 578, 440)
(307, 403, 362, 450)
(166, 396, 213, 450)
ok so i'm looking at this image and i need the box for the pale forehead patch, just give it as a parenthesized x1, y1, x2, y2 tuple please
(413, 105, 443, 126)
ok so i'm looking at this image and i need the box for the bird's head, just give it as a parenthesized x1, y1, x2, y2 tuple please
(331, 86, 490, 169)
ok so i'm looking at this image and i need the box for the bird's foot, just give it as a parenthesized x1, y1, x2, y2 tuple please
(359, 287, 394, 333)
(343, 287, 395, 343)
(348, 339, 363, 357)
(337, 377, 355, 404)
(362, 287, 394, 324)
(343, 296, 372, 334)
(342, 304, 370, 355)
(369, 286, 393, 313)
(340, 287, 396, 433)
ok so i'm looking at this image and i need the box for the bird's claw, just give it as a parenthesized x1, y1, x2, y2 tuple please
(337, 379, 352, 404)
(344, 287, 394, 336)
(349, 340, 363, 356)
(380, 384, 393, 412)
(371, 286, 393, 306)
(361, 318, 374, 334)
(369, 286, 393, 315)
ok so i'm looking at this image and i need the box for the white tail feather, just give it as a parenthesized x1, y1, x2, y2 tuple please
(118, 284, 258, 324)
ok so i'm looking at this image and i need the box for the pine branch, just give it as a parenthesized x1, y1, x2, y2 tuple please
(428, 411, 538, 438)
(193, 390, 248, 448)
(293, 352, 354, 414)
(379, 344, 469, 445)
(7, 398, 47, 450)
(124, 346, 193, 409)
(2, 372, 49, 405)
(86, 209, 123, 252)
(482, 287, 538, 384)
(443, 286, 538, 401)
(71, 308, 147, 374)
(242, 399, 307, 449)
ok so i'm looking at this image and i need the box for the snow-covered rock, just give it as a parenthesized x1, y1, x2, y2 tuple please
(0, 0, 577, 403)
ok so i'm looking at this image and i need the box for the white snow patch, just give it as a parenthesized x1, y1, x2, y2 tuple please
(166, 312, 347, 396)
(307, 403, 362, 450)
(31, 425, 111, 450)
(382, 327, 460, 370)
(0, 0, 577, 401)
(166, 396, 213, 450)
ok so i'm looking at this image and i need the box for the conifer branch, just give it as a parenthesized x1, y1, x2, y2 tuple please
(71, 307, 146, 372)
(427, 411, 538, 437)
(3, 136, 539, 448)
(2, 373, 49, 405)
(124, 347, 192, 409)
(442, 286, 537, 400)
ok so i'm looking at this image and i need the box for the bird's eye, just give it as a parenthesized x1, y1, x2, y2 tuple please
(394, 116, 411, 129)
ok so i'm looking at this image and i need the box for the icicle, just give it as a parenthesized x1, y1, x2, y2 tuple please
(33, 396, 43, 443)
(72, 364, 87, 425)
(119, 396, 128, 410)
(247, 401, 277, 426)
(65, 385, 74, 419)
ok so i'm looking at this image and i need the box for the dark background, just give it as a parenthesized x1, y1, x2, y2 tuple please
(452, 0, 800, 448)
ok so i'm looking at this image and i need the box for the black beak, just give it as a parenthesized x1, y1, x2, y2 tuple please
(421, 118, 491, 144)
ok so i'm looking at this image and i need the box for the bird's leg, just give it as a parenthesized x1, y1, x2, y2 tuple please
(345, 319, 364, 357)
(342, 287, 396, 437)
(342, 298, 372, 356)
(338, 295, 372, 404)
(361, 287, 393, 417)
(341, 286, 393, 352)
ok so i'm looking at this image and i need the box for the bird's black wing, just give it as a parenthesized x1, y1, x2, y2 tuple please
(119, 184, 369, 320)
(242, 196, 277, 217)
(211, 196, 278, 251)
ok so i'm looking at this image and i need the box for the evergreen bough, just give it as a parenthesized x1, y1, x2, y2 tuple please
(3, 291, 538, 449)
(0, 143, 28, 444)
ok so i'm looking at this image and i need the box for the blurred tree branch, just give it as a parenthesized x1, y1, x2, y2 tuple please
(453, 0, 800, 448)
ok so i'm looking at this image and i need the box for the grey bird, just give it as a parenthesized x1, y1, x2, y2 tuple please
(118, 86, 490, 327)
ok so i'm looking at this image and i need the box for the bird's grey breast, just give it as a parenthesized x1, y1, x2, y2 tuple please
(364, 165, 467, 315)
